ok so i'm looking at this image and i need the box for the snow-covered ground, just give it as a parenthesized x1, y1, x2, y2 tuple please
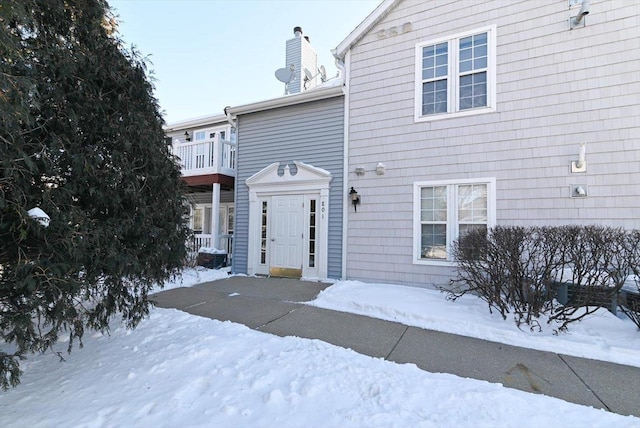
(310, 280, 640, 368)
(1, 268, 639, 427)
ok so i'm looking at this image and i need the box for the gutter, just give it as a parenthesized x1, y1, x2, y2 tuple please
(164, 113, 227, 132)
(226, 84, 343, 116)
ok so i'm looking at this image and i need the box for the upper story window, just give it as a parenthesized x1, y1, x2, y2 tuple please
(413, 178, 496, 264)
(415, 25, 496, 122)
(194, 129, 216, 141)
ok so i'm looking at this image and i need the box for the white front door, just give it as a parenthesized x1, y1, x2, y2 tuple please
(246, 162, 332, 279)
(270, 195, 304, 277)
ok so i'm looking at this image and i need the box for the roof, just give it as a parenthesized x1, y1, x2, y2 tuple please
(165, 74, 345, 130)
(225, 80, 344, 117)
(164, 113, 228, 132)
(333, 0, 399, 60)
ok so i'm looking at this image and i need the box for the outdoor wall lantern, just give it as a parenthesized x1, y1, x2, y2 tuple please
(571, 142, 587, 173)
(184, 131, 191, 142)
(349, 187, 360, 212)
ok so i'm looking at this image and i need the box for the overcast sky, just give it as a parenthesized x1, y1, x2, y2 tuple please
(108, 0, 381, 124)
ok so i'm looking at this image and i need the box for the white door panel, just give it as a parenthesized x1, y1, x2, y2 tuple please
(271, 195, 303, 273)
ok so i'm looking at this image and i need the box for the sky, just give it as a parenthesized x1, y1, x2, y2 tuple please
(108, 0, 381, 124)
(1, 269, 638, 427)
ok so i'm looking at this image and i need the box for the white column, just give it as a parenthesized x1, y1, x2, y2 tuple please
(211, 182, 221, 249)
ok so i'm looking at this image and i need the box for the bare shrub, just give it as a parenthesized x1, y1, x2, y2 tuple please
(620, 230, 640, 329)
(549, 226, 628, 330)
(451, 226, 561, 329)
(452, 225, 634, 332)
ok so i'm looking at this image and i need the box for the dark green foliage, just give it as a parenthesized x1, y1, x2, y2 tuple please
(1, 0, 190, 389)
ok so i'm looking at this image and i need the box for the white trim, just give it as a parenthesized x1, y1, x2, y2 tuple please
(414, 25, 497, 123)
(334, 0, 398, 59)
(191, 125, 230, 142)
(413, 177, 496, 265)
(211, 183, 221, 248)
(341, 50, 352, 280)
(227, 85, 344, 117)
(164, 114, 227, 132)
(165, 84, 343, 132)
(246, 162, 332, 279)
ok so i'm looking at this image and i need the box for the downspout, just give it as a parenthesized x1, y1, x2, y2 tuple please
(223, 106, 237, 129)
(334, 52, 350, 280)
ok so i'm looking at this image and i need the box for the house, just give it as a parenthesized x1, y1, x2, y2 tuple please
(226, 27, 345, 281)
(333, 0, 640, 288)
(227, 82, 345, 280)
(164, 115, 237, 258)
(167, 27, 345, 280)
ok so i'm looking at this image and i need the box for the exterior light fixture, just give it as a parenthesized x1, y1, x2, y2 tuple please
(184, 131, 191, 142)
(570, 0, 590, 29)
(349, 187, 360, 212)
(571, 142, 587, 173)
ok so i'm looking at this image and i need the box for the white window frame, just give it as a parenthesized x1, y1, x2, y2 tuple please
(413, 178, 496, 265)
(191, 125, 232, 143)
(414, 25, 497, 122)
(191, 206, 204, 233)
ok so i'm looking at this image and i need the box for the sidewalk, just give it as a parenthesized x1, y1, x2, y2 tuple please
(151, 276, 640, 418)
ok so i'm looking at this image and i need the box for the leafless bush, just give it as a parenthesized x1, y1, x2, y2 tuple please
(548, 226, 628, 330)
(451, 226, 561, 329)
(451, 225, 634, 332)
(620, 230, 640, 329)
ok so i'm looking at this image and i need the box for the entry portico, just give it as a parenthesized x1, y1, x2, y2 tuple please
(246, 161, 331, 279)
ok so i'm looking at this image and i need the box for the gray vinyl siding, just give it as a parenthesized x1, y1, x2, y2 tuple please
(344, 0, 640, 288)
(233, 96, 344, 278)
(187, 191, 234, 205)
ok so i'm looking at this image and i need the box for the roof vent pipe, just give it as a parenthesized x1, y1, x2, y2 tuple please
(294, 26, 302, 36)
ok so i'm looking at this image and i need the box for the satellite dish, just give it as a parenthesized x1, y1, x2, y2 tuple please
(275, 67, 294, 83)
(303, 67, 314, 82)
(319, 65, 327, 82)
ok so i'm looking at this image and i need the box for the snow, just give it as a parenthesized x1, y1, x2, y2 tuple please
(310, 280, 640, 368)
(27, 207, 50, 227)
(1, 270, 639, 427)
(197, 247, 227, 255)
(154, 266, 230, 292)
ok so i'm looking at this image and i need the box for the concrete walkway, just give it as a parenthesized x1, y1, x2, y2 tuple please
(151, 276, 640, 418)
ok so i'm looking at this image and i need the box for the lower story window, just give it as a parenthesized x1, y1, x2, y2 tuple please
(260, 201, 268, 264)
(192, 207, 204, 234)
(308, 199, 316, 268)
(414, 178, 495, 263)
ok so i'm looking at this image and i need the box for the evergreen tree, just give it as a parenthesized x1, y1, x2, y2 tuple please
(0, 0, 190, 389)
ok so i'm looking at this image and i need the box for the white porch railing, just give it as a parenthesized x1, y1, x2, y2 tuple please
(173, 139, 236, 177)
(190, 233, 234, 260)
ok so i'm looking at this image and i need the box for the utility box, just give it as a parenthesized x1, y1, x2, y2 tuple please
(196, 249, 227, 269)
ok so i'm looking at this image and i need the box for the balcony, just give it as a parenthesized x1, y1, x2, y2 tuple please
(172, 137, 236, 178)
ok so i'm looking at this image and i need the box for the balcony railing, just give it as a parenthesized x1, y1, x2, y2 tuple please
(173, 139, 236, 177)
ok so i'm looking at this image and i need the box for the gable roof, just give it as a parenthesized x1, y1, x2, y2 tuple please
(333, 0, 400, 60)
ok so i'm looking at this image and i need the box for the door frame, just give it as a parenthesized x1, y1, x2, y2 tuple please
(270, 194, 304, 277)
(246, 161, 331, 279)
